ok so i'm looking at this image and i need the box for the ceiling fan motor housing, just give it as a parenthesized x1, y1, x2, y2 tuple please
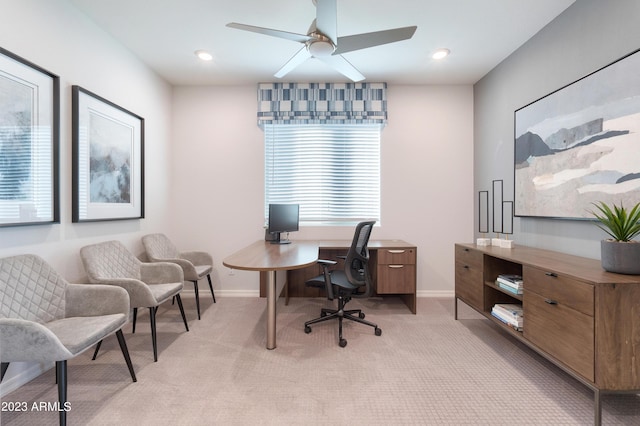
(307, 33, 335, 57)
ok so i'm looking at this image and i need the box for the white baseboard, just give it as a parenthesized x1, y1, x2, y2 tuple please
(215, 289, 260, 297)
(212, 290, 454, 298)
(417, 290, 455, 298)
(0, 361, 52, 397)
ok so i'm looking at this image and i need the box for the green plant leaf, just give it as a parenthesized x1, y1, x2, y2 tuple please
(589, 201, 640, 241)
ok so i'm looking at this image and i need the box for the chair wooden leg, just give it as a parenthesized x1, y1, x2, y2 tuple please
(56, 360, 67, 426)
(175, 294, 189, 332)
(149, 307, 158, 362)
(132, 307, 138, 334)
(207, 274, 216, 303)
(91, 340, 103, 360)
(115, 329, 137, 382)
(192, 280, 201, 320)
(1, 362, 9, 382)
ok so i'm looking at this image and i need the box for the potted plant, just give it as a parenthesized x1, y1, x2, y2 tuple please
(590, 201, 640, 274)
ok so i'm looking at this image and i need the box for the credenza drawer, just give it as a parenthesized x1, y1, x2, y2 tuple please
(455, 245, 482, 269)
(377, 248, 416, 265)
(524, 265, 594, 316)
(454, 246, 483, 310)
(524, 290, 594, 381)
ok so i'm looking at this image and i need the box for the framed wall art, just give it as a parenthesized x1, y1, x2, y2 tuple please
(515, 48, 640, 219)
(0, 47, 59, 227)
(72, 85, 144, 222)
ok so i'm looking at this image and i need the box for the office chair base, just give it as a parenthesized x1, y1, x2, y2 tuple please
(304, 298, 382, 347)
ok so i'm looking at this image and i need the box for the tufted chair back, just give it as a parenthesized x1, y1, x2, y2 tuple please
(143, 234, 180, 259)
(81, 240, 142, 281)
(0, 254, 67, 324)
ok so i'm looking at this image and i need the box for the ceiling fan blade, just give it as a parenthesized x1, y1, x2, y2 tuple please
(226, 22, 312, 43)
(317, 54, 365, 82)
(334, 26, 417, 55)
(274, 46, 312, 78)
(314, 0, 337, 44)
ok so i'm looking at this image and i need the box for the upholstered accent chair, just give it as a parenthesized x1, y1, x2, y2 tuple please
(142, 233, 215, 320)
(0, 254, 136, 426)
(80, 240, 189, 362)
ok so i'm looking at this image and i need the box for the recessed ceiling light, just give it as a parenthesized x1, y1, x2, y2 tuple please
(432, 48, 450, 60)
(195, 50, 214, 61)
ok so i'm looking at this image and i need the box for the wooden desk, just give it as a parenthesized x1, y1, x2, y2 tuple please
(262, 240, 417, 314)
(222, 241, 318, 349)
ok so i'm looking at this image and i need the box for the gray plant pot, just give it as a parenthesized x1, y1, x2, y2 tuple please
(601, 239, 640, 275)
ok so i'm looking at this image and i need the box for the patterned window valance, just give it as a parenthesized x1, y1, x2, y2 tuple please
(257, 82, 387, 127)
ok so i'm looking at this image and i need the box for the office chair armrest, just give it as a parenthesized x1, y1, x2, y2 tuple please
(317, 259, 337, 300)
(65, 284, 130, 318)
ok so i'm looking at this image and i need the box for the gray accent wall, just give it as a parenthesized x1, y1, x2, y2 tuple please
(473, 0, 640, 259)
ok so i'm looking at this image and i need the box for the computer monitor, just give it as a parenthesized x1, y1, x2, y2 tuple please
(267, 204, 299, 244)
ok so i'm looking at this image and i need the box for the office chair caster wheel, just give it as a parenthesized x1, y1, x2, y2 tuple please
(339, 339, 347, 348)
(304, 326, 312, 334)
(359, 312, 365, 319)
(375, 327, 382, 336)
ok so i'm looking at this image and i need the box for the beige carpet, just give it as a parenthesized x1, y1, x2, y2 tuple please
(1, 295, 639, 425)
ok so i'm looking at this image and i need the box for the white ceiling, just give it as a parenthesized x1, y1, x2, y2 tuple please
(70, 0, 575, 86)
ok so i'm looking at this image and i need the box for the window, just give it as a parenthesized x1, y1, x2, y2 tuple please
(265, 123, 381, 225)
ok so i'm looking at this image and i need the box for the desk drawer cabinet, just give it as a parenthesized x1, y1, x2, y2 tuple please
(376, 248, 416, 294)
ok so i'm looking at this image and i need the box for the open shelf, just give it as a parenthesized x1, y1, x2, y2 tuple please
(485, 280, 522, 301)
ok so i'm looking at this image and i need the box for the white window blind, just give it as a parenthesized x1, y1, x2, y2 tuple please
(0, 126, 53, 223)
(265, 123, 381, 225)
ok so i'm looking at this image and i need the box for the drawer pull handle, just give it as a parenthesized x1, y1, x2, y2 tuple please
(388, 250, 406, 254)
(463, 265, 470, 269)
(463, 248, 470, 252)
(545, 272, 558, 278)
(545, 299, 558, 305)
(388, 265, 405, 269)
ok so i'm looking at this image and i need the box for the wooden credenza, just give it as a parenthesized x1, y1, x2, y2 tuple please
(455, 243, 640, 425)
(261, 240, 417, 313)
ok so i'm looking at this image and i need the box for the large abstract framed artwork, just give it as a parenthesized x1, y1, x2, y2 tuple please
(515, 48, 640, 219)
(0, 47, 59, 227)
(72, 86, 144, 222)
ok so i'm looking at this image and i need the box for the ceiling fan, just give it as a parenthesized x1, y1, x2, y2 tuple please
(226, 0, 417, 82)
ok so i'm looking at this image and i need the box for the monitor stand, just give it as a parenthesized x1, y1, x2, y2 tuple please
(270, 232, 291, 244)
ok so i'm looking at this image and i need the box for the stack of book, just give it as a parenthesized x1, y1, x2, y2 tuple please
(491, 303, 523, 331)
(496, 274, 523, 295)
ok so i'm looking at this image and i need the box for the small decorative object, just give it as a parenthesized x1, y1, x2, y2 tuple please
(477, 190, 491, 246)
(72, 86, 144, 222)
(590, 201, 640, 274)
(499, 238, 514, 249)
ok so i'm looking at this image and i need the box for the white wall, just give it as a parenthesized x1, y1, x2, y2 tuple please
(474, 0, 640, 258)
(171, 84, 475, 295)
(0, 0, 173, 393)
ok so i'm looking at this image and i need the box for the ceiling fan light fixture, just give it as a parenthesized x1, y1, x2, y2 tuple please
(307, 40, 336, 58)
(195, 50, 214, 61)
(432, 48, 450, 60)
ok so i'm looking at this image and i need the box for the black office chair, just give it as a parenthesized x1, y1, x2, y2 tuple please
(304, 221, 382, 347)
